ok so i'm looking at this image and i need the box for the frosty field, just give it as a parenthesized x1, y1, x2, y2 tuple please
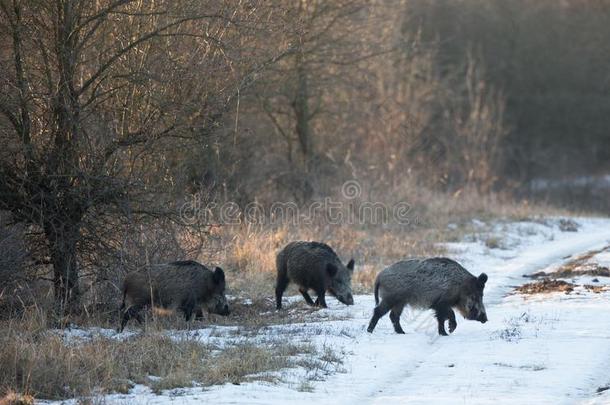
(42, 218, 610, 405)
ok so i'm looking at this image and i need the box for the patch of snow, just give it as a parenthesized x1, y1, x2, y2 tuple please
(530, 175, 610, 191)
(46, 217, 610, 404)
(587, 249, 610, 269)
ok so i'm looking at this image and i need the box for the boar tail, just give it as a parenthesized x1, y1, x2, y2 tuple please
(374, 278, 380, 305)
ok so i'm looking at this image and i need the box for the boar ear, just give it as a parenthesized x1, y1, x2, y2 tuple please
(326, 263, 338, 277)
(346, 259, 355, 272)
(213, 267, 225, 284)
(478, 273, 488, 288)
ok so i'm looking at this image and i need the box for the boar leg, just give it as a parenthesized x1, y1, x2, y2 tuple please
(432, 303, 451, 336)
(314, 289, 328, 308)
(299, 288, 316, 306)
(180, 298, 197, 322)
(275, 275, 290, 310)
(119, 304, 143, 332)
(447, 309, 457, 333)
(389, 304, 406, 334)
(135, 311, 144, 324)
(119, 311, 129, 333)
(182, 306, 194, 322)
(367, 300, 391, 333)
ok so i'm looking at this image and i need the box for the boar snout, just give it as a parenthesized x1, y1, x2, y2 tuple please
(337, 292, 354, 305)
(213, 303, 230, 316)
(469, 307, 487, 323)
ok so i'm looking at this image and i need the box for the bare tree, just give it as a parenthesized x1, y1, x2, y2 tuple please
(0, 0, 281, 315)
(253, 1, 386, 184)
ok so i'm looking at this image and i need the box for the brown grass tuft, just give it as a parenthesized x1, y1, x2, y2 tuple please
(515, 279, 575, 295)
(0, 391, 35, 405)
(0, 325, 214, 400)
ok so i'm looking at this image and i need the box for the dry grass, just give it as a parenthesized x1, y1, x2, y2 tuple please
(222, 223, 448, 296)
(214, 187, 558, 296)
(484, 235, 506, 250)
(516, 245, 610, 296)
(583, 284, 608, 294)
(515, 280, 610, 296)
(203, 341, 316, 386)
(0, 312, 334, 401)
(0, 392, 34, 405)
(0, 323, 212, 399)
(515, 279, 576, 295)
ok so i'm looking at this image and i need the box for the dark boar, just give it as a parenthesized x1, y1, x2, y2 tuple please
(118, 260, 230, 332)
(367, 258, 488, 336)
(275, 241, 355, 309)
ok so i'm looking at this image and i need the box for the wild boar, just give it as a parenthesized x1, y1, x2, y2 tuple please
(118, 260, 230, 332)
(275, 241, 355, 309)
(367, 258, 488, 335)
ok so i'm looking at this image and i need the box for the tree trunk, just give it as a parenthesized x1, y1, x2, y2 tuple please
(294, 51, 313, 172)
(45, 221, 81, 315)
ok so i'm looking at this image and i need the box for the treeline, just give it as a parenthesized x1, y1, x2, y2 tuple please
(0, 0, 608, 315)
(408, 0, 610, 180)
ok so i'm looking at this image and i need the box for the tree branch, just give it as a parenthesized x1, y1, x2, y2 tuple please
(71, 0, 133, 39)
(1, 0, 32, 147)
(0, 103, 20, 133)
(77, 14, 225, 96)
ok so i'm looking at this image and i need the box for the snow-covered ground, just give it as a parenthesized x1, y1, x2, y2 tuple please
(530, 174, 610, 191)
(47, 217, 610, 404)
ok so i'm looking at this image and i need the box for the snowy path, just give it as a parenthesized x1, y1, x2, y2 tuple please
(72, 218, 610, 404)
(318, 219, 610, 405)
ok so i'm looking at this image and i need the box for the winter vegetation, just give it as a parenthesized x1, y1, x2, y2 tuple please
(1, 1, 609, 403)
